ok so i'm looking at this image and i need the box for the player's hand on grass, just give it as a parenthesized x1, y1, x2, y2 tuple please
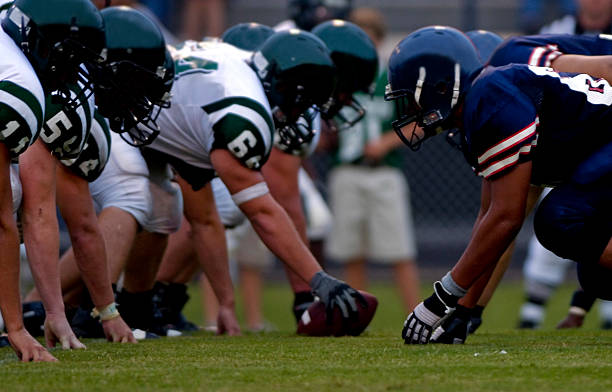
(8, 327, 57, 362)
(44, 313, 86, 350)
(310, 271, 366, 324)
(217, 305, 241, 336)
(430, 305, 471, 344)
(102, 316, 137, 343)
(402, 281, 459, 344)
(556, 308, 586, 329)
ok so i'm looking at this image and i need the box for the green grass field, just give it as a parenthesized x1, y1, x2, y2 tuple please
(2, 281, 612, 392)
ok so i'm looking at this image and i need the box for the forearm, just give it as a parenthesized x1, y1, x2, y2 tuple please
(190, 220, 235, 307)
(552, 55, 612, 84)
(460, 185, 543, 307)
(0, 231, 24, 331)
(22, 209, 64, 314)
(65, 223, 114, 307)
(262, 149, 308, 242)
(452, 212, 523, 290)
(268, 182, 308, 244)
(57, 169, 114, 308)
(242, 194, 321, 283)
(20, 141, 64, 314)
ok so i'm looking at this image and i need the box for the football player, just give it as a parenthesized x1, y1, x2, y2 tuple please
(385, 26, 612, 344)
(153, 20, 379, 334)
(116, 29, 375, 336)
(152, 23, 276, 333)
(0, 0, 105, 361)
(23, 6, 175, 339)
(428, 32, 612, 343)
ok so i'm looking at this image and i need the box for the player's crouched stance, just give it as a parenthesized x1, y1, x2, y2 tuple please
(0, 0, 106, 361)
(385, 27, 612, 344)
(136, 30, 370, 334)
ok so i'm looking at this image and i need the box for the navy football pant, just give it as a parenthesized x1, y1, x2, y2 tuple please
(534, 140, 612, 264)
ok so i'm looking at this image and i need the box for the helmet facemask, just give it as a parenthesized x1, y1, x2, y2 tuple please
(4, 6, 105, 107)
(319, 92, 366, 131)
(264, 63, 335, 151)
(91, 54, 173, 147)
(386, 61, 464, 151)
(310, 32, 378, 132)
(275, 107, 318, 153)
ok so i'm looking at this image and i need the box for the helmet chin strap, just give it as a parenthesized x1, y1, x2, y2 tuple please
(450, 63, 461, 108)
(414, 66, 426, 105)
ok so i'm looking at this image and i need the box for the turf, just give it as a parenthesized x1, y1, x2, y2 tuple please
(2, 281, 612, 392)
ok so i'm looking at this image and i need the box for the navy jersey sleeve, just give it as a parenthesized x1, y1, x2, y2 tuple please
(489, 34, 612, 68)
(470, 93, 539, 179)
(489, 36, 562, 67)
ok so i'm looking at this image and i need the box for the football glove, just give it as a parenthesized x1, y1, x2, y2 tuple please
(402, 281, 461, 344)
(430, 305, 472, 344)
(310, 271, 366, 324)
(468, 305, 484, 334)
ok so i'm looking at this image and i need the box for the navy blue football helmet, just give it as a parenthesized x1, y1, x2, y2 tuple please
(288, 0, 352, 31)
(466, 30, 504, 65)
(385, 26, 481, 150)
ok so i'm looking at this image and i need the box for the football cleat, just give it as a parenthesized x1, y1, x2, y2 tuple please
(151, 282, 199, 332)
(22, 301, 46, 337)
(117, 288, 181, 337)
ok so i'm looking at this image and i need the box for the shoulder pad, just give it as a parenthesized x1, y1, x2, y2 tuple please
(60, 110, 111, 182)
(204, 97, 274, 170)
(41, 85, 93, 159)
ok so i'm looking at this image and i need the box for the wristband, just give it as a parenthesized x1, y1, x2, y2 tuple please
(568, 306, 587, 317)
(91, 302, 120, 321)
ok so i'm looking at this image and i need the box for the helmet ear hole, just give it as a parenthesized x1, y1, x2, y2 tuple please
(435, 81, 448, 95)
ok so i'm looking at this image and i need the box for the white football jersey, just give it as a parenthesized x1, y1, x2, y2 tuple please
(150, 41, 274, 176)
(0, 25, 45, 156)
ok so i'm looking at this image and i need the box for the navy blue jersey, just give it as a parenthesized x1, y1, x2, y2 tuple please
(462, 63, 612, 186)
(489, 34, 612, 67)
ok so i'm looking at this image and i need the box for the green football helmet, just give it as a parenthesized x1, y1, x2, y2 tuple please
(221, 22, 274, 52)
(251, 29, 336, 151)
(312, 19, 378, 130)
(1, 0, 105, 97)
(91, 6, 174, 146)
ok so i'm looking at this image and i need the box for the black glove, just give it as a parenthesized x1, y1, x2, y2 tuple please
(430, 305, 472, 344)
(402, 281, 460, 344)
(310, 271, 366, 324)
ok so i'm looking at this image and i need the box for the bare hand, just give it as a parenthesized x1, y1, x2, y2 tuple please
(7, 328, 57, 362)
(102, 316, 137, 343)
(44, 313, 86, 350)
(216, 305, 241, 336)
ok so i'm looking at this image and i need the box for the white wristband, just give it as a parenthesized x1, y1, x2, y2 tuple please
(91, 302, 120, 321)
(231, 182, 269, 205)
(568, 306, 587, 317)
